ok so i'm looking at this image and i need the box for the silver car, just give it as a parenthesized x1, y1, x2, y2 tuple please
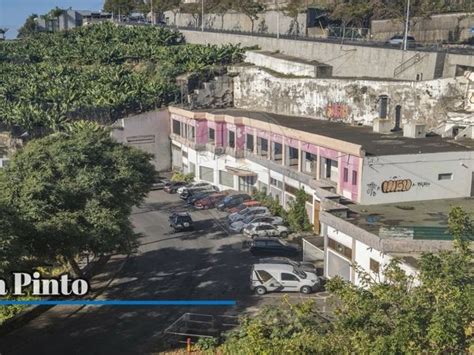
(228, 206, 269, 223)
(243, 222, 289, 238)
(229, 215, 283, 233)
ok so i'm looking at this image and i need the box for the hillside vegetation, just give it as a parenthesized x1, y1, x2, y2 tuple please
(0, 23, 243, 133)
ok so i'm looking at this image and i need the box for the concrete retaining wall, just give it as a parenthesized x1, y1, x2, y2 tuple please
(232, 66, 468, 128)
(181, 29, 474, 80)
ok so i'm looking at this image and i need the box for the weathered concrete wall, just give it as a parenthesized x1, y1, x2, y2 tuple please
(232, 66, 469, 128)
(165, 10, 307, 35)
(371, 12, 474, 43)
(112, 109, 171, 172)
(181, 29, 474, 80)
(245, 50, 331, 78)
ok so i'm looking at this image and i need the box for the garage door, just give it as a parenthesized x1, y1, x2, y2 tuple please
(327, 251, 351, 281)
(171, 145, 182, 169)
(219, 170, 234, 188)
(200, 166, 214, 183)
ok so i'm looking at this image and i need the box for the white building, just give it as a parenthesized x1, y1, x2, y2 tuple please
(168, 106, 474, 282)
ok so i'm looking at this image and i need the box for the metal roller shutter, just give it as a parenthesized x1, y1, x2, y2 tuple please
(219, 170, 234, 188)
(200, 166, 214, 183)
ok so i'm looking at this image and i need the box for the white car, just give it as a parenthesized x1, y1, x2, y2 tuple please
(250, 263, 320, 295)
(177, 181, 213, 195)
(228, 206, 269, 223)
(229, 215, 283, 233)
(243, 222, 289, 238)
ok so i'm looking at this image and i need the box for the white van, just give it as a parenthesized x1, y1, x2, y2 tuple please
(250, 263, 320, 295)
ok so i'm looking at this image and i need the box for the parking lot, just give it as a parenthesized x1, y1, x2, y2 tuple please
(0, 188, 332, 354)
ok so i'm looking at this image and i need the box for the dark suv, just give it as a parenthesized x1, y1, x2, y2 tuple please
(169, 212, 194, 232)
(246, 237, 300, 257)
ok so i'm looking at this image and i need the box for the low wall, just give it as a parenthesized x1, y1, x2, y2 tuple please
(232, 66, 469, 128)
(165, 10, 307, 35)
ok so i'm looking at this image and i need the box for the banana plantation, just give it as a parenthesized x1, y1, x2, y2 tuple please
(0, 23, 244, 133)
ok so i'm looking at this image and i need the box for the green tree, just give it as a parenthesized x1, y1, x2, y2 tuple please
(208, 0, 233, 29)
(17, 14, 38, 38)
(286, 188, 312, 232)
(221, 297, 329, 354)
(283, 0, 305, 35)
(234, 0, 265, 33)
(0, 122, 155, 276)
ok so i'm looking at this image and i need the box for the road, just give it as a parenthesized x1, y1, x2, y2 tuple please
(0, 191, 329, 354)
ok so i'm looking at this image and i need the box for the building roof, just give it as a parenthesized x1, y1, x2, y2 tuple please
(203, 109, 474, 156)
(340, 197, 474, 240)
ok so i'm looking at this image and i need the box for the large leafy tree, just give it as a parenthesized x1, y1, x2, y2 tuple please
(220, 207, 473, 353)
(234, 0, 265, 33)
(286, 188, 312, 232)
(0, 122, 155, 276)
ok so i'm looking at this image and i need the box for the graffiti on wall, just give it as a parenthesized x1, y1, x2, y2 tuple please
(326, 102, 350, 120)
(381, 179, 413, 193)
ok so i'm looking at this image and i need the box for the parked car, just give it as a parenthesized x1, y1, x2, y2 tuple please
(229, 215, 283, 233)
(164, 181, 187, 193)
(180, 185, 218, 199)
(246, 237, 300, 257)
(216, 193, 251, 211)
(194, 192, 228, 209)
(169, 212, 194, 232)
(250, 263, 320, 295)
(186, 190, 217, 205)
(228, 206, 269, 224)
(243, 222, 289, 238)
(259, 257, 318, 275)
(177, 181, 213, 195)
(387, 34, 416, 47)
(226, 200, 261, 214)
(151, 177, 170, 190)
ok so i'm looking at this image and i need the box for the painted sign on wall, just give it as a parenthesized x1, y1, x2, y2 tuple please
(381, 179, 412, 193)
(326, 103, 350, 120)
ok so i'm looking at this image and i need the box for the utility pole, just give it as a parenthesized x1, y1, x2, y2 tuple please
(403, 0, 410, 50)
(201, 0, 204, 32)
(276, 0, 280, 39)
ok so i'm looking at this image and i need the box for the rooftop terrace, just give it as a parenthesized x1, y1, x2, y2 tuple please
(341, 197, 474, 240)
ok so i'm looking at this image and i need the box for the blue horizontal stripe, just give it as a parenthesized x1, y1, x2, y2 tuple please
(0, 300, 236, 306)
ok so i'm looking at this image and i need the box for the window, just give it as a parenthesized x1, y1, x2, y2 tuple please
(228, 131, 235, 148)
(172, 120, 181, 135)
(379, 95, 389, 119)
(327, 237, 352, 260)
(343, 168, 349, 182)
(438, 173, 453, 180)
(182, 150, 188, 158)
(246, 133, 254, 152)
(208, 128, 215, 143)
(352, 170, 358, 185)
(281, 273, 299, 281)
(370, 258, 380, 273)
(270, 178, 283, 189)
(188, 126, 195, 140)
(255, 270, 273, 282)
(284, 184, 298, 196)
(257, 137, 268, 156)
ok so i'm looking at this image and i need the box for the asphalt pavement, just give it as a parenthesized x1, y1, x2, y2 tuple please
(0, 190, 331, 354)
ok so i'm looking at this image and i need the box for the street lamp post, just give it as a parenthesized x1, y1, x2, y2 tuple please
(201, 0, 204, 32)
(403, 0, 411, 51)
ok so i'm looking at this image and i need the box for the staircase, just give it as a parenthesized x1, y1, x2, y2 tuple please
(433, 51, 447, 79)
(393, 53, 428, 78)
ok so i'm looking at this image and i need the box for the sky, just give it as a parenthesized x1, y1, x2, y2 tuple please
(0, 0, 104, 39)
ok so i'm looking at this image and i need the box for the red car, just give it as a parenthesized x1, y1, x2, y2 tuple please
(194, 193, 228, 209)
(226, 200, 261, 214)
